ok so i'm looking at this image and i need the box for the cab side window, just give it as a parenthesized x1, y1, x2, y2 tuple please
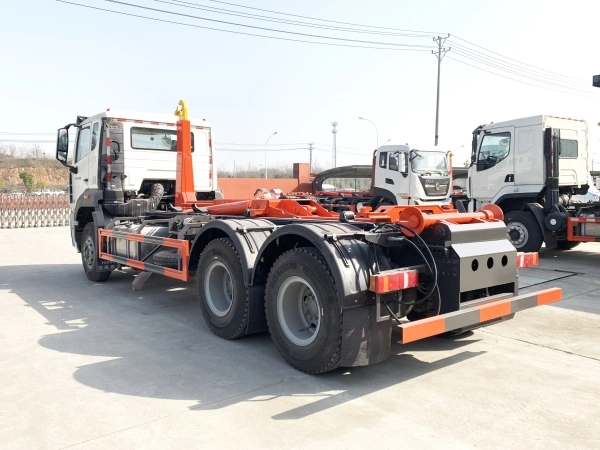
(379, 152, 387, 169)
(477, 132, 511, 171)
(91, 122, 100, 152)
(389, 153, 399, 171)
(76, 127, 91, 163)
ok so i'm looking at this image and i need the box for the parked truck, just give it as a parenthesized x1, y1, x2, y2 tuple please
(307, 144, 452, 213)
(466, 115, 600, 252)
(55, 101, 562, 374)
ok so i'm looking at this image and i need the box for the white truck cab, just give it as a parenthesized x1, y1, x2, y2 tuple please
(373, 144, 451, 206)
(466, 115, 592, 252)
(468, 115, 588, 210)
(56, 109, 220, 251)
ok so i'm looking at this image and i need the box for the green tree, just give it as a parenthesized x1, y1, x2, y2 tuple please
(19, 171, 35, 192)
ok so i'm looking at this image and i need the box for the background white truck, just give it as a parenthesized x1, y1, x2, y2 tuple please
(311, 145, 452, 212)
(465, 115, 600, 252)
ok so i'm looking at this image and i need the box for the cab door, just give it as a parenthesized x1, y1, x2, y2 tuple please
(69, 125, 92, 243)
(71, 125, 91, 204)
(470, 126, 515, 204)
(87, 120, 101, 189)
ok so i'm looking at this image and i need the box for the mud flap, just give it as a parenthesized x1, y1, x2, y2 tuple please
(246, 284, 268, 334)
(340, 304, 393, 367)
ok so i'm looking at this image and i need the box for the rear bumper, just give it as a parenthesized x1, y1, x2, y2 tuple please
(399, 287, 562, 344)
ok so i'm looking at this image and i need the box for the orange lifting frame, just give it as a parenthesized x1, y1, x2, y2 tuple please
(98, 229, 191, 282)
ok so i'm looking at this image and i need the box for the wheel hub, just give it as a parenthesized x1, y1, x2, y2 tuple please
(277, 276, 321, 347)
(205, 261, 233, 317)
(507, 222, 528, 247)
(82, 236, 95, 270)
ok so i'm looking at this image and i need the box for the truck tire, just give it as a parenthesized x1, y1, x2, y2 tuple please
(556, 240, 580, 250)
(197, 238, 249, 339)
(505, 211, 543, 253)
(153, 250, 179, 267)
(81, 222, 112, 282)
(265, 248, 342, 374)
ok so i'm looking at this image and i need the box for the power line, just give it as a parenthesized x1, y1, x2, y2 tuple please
(57, 1, 435, 52)
(206, 0, 445, 35)
(164, 0, 438, 38)
(449, 44, 595, 92)
(106, 1, 437, 49)
(451, 35, 587, 84)
(197, 1, 591, 89)
(446, 56, 597, 98)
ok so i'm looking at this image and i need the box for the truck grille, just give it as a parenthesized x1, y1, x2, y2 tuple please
(419, 177, 450, 196)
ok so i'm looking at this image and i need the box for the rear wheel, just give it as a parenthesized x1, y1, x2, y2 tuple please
(265, 248, 341, 374)
(505, 211, 543, 253)
(197, 238, 249, 339)
(81, 222, 112, 282)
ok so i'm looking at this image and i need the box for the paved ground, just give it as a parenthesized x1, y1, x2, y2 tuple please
(1, 227, 599, 449)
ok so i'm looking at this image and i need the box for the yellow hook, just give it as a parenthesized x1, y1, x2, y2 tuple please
(174, 100, 189, 121)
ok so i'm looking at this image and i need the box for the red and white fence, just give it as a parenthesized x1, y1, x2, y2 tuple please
(0, 194, 69, 228)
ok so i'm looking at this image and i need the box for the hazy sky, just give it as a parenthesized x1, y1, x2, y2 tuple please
(1, 0, 599, 172)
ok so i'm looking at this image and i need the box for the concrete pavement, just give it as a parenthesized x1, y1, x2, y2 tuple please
(1, 227, 599, 449)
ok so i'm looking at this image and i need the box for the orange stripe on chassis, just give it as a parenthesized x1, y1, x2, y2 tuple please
(126, 259, 145, 271)
(479, 301, 512, 322)
(537, 288, 562, 305)
(164, 267, 187, 281)
(401, 316, 446, 344)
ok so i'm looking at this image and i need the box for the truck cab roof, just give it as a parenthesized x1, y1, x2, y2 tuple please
(77, 110, 212, 128)
(483, 115, 587, 130)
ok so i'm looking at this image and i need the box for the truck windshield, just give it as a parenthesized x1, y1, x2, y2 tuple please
(410, 151, 448, 173)
(131, 127, 194, 152)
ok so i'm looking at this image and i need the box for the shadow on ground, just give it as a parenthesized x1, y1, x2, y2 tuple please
(520, 247, 600, 315)
(2, 263, 487, 419)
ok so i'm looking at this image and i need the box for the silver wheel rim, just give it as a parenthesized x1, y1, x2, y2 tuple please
(82, 235, 95, 270)
(507, 222, 528, 248)
(277, 276, 321, 347)
(204, 261, 233, 317)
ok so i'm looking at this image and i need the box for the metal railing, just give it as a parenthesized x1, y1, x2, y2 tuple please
(0, 194, 69, 228)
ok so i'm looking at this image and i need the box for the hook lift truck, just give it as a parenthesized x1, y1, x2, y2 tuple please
(55, 100, 561, 374)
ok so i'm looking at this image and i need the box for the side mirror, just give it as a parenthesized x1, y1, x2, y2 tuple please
(56, 125, 78, 173)
(401, 152, 409, 174)
(56, 128, 69, 163)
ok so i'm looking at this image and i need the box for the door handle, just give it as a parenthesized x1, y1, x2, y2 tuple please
(83, 179, 89, 182)
(385, 178, 394, 185)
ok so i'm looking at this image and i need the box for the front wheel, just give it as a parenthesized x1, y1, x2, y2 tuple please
(81, 222, 112, 282)
(265, 248, 341, 374)
(504, 211, 543, 253)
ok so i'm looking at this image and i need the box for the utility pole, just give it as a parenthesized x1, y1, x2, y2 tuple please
(432, 35, 450, 147)
(331, 121, 338, 168)
(308, 142, 314, 172)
